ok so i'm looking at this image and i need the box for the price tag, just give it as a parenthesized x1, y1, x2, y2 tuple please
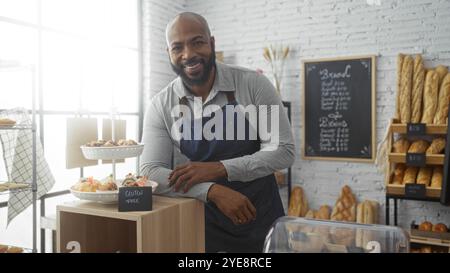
(118, 187, 152, 212)
(405, 184, 426, 199)
(406, 153, 426, 167)
(407, 123, 426, 136)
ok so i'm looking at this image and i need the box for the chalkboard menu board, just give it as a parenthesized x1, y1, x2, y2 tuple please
(302, 56, 376, 162)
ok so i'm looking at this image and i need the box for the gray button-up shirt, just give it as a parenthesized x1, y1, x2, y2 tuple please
(140, 62, 295, 202)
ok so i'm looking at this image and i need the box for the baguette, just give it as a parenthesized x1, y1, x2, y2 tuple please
(411, 55, 425, 123)
(431, 167, 443, 188)
(435, 65, 448, 87)
(392, 138, 410, 153)
(392, 164, 406, 184)
(403, 167, 419, 184)
(433, 73, 450, 124)
(421, 70, 439, 124)
(288, 186, 308, 217)
(426, 138, 446, 154)
(408, 140, 430, 153)
(396, 54, 405, 120)
(416, 167, 432, 186)
(400, 56, 413, 123)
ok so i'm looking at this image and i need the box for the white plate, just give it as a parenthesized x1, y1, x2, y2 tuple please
(70, 181, 158, 204)
(80, 144, 144, 160)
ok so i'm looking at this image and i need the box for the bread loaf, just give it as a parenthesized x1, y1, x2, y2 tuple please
(288, 186, 308, 217)
(305, 210, 316, 219)
(396, 54, 405, 119)
(433, 223, 448, 233)
(331, 185, 356, 222)
(433, 73, 450, 124)
(435, 65, 448, 87)
(416, 167, 432, 186)
(392, 164, 406, 184)
(403, 167, 419, 184)
(419, 221, 433, 231)
(421, 70, 439, 124)
(400, 56, 413, 123)
(408, 140, 430, 153)
(431, 167, 443, 188)
(356, 200, 379, 248)
(411, 55, 425, 123)
(393, 138, 410, 153)
(316, 205, 331, 220)
(426, 138, 446, 154)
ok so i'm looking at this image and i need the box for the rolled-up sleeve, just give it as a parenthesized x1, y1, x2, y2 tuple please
(140, 96, 214, 202)
(220, 74, 295, 182)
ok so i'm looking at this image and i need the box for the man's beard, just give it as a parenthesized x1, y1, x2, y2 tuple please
(170, 49, 216, 87)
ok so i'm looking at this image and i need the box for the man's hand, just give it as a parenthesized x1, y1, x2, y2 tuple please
(169, 161, 227, 193)
(207, 184, 257, 225)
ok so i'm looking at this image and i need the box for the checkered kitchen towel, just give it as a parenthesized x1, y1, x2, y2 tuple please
(0, 108, 55, 225)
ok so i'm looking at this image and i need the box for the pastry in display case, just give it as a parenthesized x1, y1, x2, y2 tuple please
(263, 217, 409, 253)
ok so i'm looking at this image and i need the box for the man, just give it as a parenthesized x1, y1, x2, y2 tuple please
(140, 12, 295, 253)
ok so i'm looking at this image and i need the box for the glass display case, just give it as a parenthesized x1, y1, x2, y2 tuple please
(263, 217, 409, 253)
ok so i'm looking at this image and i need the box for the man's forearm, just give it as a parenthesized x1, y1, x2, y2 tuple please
(140, 163, 214, 202)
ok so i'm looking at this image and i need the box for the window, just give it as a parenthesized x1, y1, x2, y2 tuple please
(0, 0, 141, 250)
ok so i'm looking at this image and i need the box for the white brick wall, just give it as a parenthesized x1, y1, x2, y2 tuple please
(143, 0, 450, 228)
(142, 0, 187, 100)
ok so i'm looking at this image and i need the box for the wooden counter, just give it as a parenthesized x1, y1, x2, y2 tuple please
(57, 195, 204, 253)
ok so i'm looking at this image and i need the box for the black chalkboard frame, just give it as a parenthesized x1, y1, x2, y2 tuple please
(301, 55, 377, 162)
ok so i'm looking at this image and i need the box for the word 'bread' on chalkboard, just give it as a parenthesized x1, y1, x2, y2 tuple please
(303, 56, 376, 162)
(119, 187, 152, 212)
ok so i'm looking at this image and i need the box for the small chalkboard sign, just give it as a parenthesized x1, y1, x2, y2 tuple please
(406, 153, 426, 167)
(118, 187, 152, 212)
(407, 123, 426, 136)
(405, 184, 426, 199)
(302, 55, 376, 162)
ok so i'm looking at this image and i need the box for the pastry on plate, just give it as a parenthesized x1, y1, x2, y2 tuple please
(6, 246, 23, 253)
(0, 118, 16, 126)
(118, 139, 138, 146)
(97, 175, 118, 191)
(122, 173, 148, 187)
(72, 177, 100, 192)
(0, 245, 8, 253)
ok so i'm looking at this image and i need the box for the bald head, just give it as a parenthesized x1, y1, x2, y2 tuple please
(165, 12, 211, 47)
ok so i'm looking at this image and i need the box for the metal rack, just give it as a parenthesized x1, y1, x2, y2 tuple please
(0, 61, 38, 253)
(282, 101, 292, 206)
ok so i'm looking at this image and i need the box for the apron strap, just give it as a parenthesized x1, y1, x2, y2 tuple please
(225, 92, 236, 103)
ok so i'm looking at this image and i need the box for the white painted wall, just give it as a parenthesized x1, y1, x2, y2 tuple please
(143, 0, 450, 227)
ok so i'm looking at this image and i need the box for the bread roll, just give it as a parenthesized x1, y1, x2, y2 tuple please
(431, 166, 443, 188)
(392, 164, 406, 184)
(316, 205, 330, 220)
(435, 65, 448, 87)
(305, 210, 316, 219)
(403, 167, 419, 184)
(400, 56, 413, 123)
(408, 140, 430, 153)
(432, 223, 448, 233)
(419, 221, 433, 231)
(331, 185, 356, 222)
(433, 73, 450, 124)
(421, 70, 439, 124)
(288, 186, 308, 217)
(396, 54, 405, 120)
(426, 138, 446, 154)
(411, 55, 425, 123)
(393, 138, 410, 153)
(416, 167, 432, 186)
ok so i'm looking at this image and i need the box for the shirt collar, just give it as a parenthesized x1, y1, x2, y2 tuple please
(173, 62, 235, 99)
